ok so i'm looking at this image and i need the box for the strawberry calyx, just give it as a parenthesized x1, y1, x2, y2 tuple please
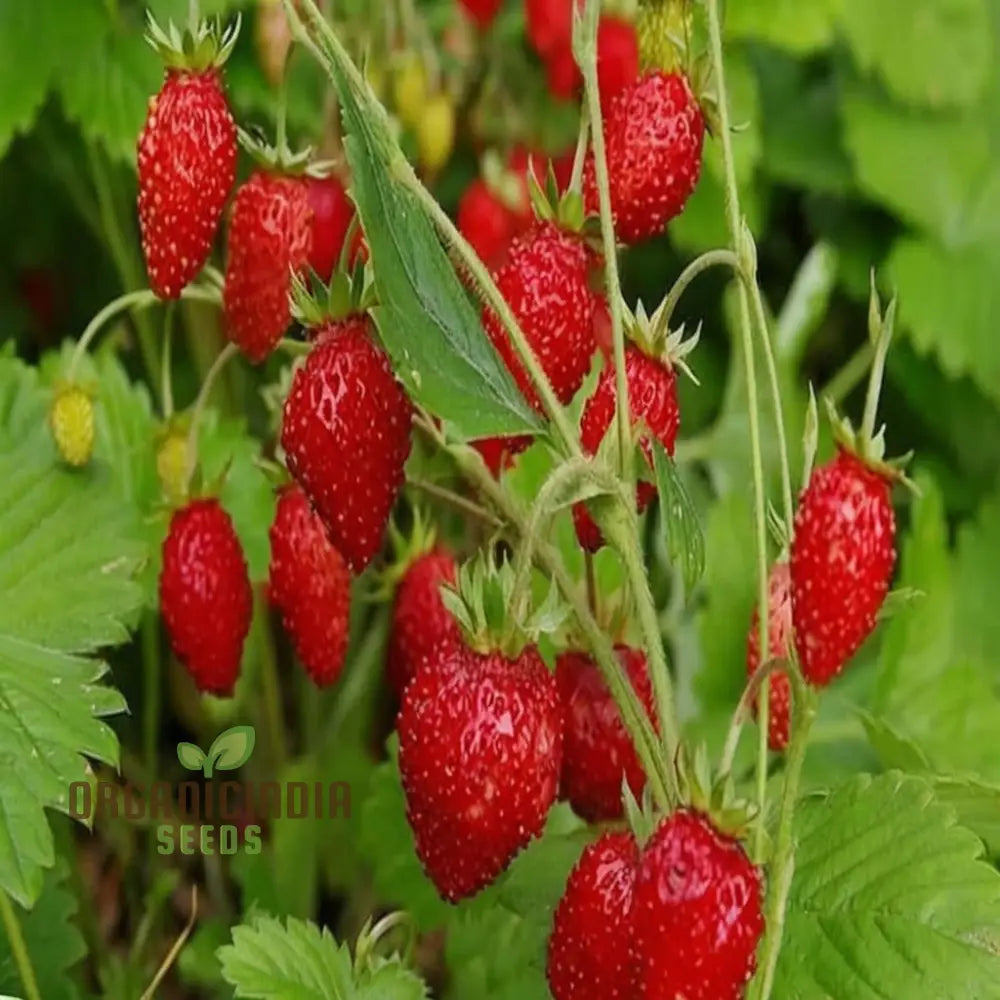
(623, 296, 700, 382)
(237, 126, 314, 176)
(674, 742, 759, 842)
(440, 553, 568, 658)
(290, 261, 374, 329)
(369, 507, 440, 601)
(824, 277, 914, 488)
(526, 159, 590, 236)
(636, 0, 692, 74)
(145, 12, 241, 74)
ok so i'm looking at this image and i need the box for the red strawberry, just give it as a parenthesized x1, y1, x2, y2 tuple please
(224, 171, 312, 363)
(631, 809, 763, 999)
(387, 549, 461, 695)
(573, 342, 680, 552)
(460, 0, 504, 29)
(269, 484, 351, 687)
(159, 498, 252, 696)
(546, 44, 582, 100)
(746, 562, 793, 751)
(458, 179, 522, 271)
(547, 832, 638, 1000)
(556, 647, 655, 822)
(596, 17, 639, 107)
(526, 0, 574, 58)
(483, 221, 597, 410)
(791, 448, 895, 686)
(398, 643, 562, 901)
(304, 174, 360, 282)
(138, 69, 237, 299)
(281, 315, 413, 573)
(584, 71, 704, 244)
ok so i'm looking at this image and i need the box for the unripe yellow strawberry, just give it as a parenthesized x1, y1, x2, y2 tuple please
(416, 93, 456, 174)
(157, 429, 190, 506)
(637, 0, 692, 72)
(50, 385, 94, 467)
(393, 55, 428, 129)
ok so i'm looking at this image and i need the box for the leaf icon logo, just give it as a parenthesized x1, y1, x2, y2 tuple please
(176, 725, 256, 777)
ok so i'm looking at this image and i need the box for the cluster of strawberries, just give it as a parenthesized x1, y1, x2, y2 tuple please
(135, 4, 901, 999)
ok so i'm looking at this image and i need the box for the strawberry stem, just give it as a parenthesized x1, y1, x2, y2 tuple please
(568, 104, 591, 195)
(860, 304, 894, 447)
(161, 305, 176, 420)
(704, 0, 776, 866)
(184, 342, 240, 494)
(576, 0, 634, 494)
(0, 891, 42, 1000)
(660, 248, 741, 332)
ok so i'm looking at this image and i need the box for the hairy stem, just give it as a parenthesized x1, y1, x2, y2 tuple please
(705, 0, 773, 861)
(861, 319, 893, 444)
(184, 342, 239, 492)
(0, 892, 42, 1000)
(161, 305, 176, 419)
(407, 476, 504, 529)
(823, 340, 874, 405)
(660, 248, 741, 331)
(578, 0, 633, 491)
(754, 688, 818, 999)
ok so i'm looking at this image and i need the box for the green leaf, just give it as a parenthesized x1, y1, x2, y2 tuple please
(839, 0, 992, 109)
(890, 237, 1000, 408)
(176, 742, 207, 771)
(218, 914, 355, 998)
(317, 29, 542, 440)
(0, 357, 138, 906)
(931, 777, 1000, 857)
(358, 961, 429, 1000)
(876, 479, 1000, 782)
(0, 862, 86, 1000)
(726, 0, 842, 53)
(651, 441, 705, 598)
(773, 772, 1000, 998)
(207, 724, 256, 772)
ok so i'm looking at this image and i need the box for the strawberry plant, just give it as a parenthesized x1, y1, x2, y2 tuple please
(0, 0, 999, 998)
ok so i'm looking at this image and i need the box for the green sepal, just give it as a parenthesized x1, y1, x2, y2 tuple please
(145, 11, 241, 74)
(290, 260, 375, 329)
(675, 742, 759, 840)
(622, 779, 658, 849)
(624, 297, 701, 381)
(237, 126, 314, 176)
(367, 507, 440, 603)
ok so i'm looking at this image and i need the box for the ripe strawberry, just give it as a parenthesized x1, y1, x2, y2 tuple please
(50, 384, 95, 468)
(556, 647, 655, 822)
(269, 484, 351, 687)
(573, 342, 680, 552)
(304, 174, 360, 282)
(281, 315, 413, 573)
(631, 809, 763, 999)
(398, 642, 562, 901)
(746, 562, 793, 752)
(526, 0, 574, 58)
(224, 171, 312, 363)
(459, 0, 504, 30)
(159, 498, 252, 696)
(138, 65, 237, 299)
(545, 44, 582, 101)
(482, 221, 597, 411)
(471, 434, 532, 477)
(791, 448, 896, 686)
(458, 179, 520, 270)
(547, 832, 638, 1000)
(584, 71, 704, 244)
(596, 17, 639, 106)
(387, 548, 461, 695)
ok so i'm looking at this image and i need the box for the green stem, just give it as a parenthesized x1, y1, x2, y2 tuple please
(407, 475, 504, 529)
(660, 248, 741, 331)
(578, 0, 632, 490)
(748, 280, 795, 532)
(255, 588, 289, 769)
(0, 892, 43, 1000)
(823, 341, 873, 405)
(718, 656, 782, 778)
(286, 0, 583, 460)
(753, 688, 818, 1000)
(184, 342, 239, 492)
(508, 457, 592, 632)
(68, 285, 220, 383)
(161, 305, 176, 420)
(568, 105, 591, 194)
(584, 549, 598, 618)
(705, 0, 773, 860)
